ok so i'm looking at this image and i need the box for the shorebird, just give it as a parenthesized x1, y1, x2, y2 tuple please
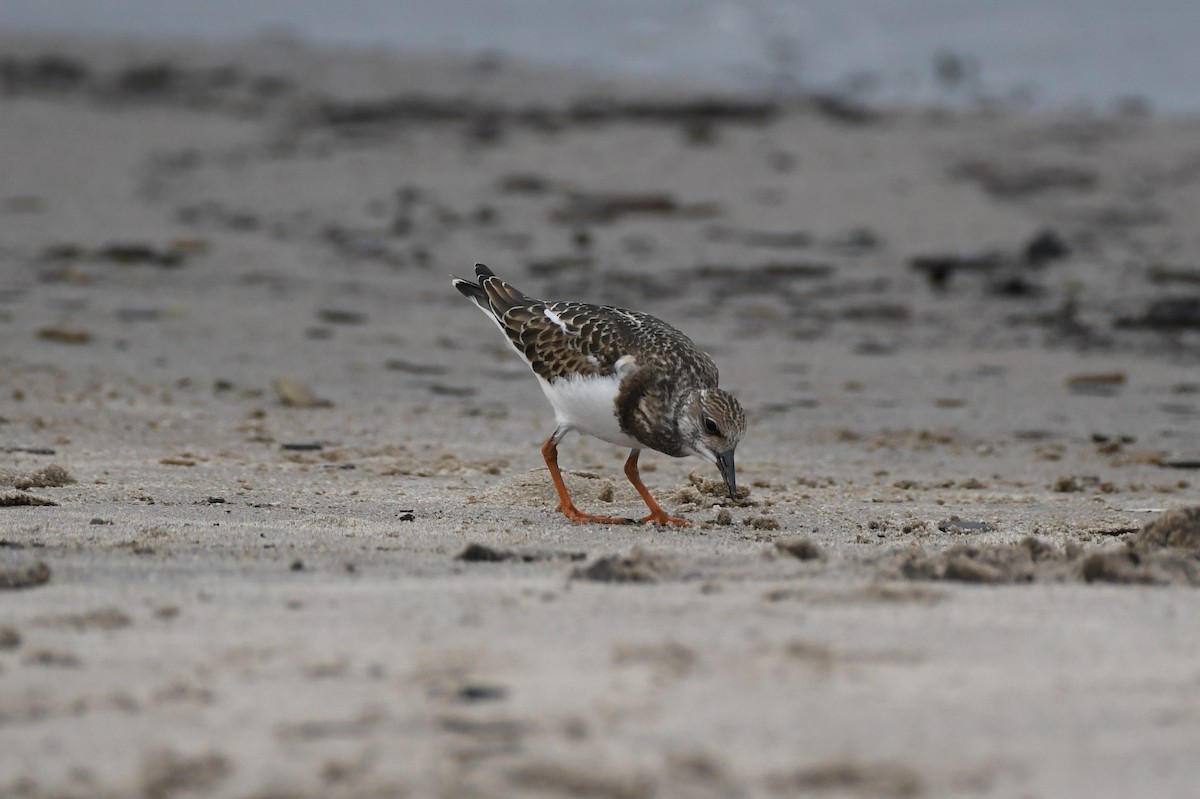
(452, 263, 745, 525)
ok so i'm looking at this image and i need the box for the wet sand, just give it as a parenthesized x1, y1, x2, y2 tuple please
(2, 31, 1200, 798)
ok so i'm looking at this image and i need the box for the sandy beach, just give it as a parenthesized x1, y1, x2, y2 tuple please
(2, 31, 1200, 798)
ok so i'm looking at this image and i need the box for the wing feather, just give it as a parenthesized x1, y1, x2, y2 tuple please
(452, 264, 718, 386)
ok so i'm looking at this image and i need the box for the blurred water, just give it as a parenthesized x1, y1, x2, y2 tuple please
(3, 0, 1198, 112)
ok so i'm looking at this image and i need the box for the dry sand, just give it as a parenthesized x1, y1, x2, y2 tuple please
(2, 31, 1200, 799)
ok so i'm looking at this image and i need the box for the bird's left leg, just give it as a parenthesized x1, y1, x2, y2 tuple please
(542, 433, 633, 524)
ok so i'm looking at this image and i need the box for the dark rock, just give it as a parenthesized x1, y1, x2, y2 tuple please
(1148, 265, 1200, 286)
(457, 543, 515, 562)
(428, 384, 476, 397)
(1118, 297, 1200, 330)
(910, 252, 1003, 290)
(706, 226, 813, 248)
(117, 308, 162, 322)
(458, 684, 508, 702)
(550, 191, 721, 225)
(950, 160, 1097, 199)
(937, 519, 996, 534)
(0, 55, 90, 93)
(317, 94, 478, 128)
(497, 174, 550, 194)
(317, 309, 367, 326)
(566, 96, 779, 126)
(1024, 229, 1071, 266)
(1066, 372, 1125, 396)
(96, 243, 185, 267)
(114, 62, 177, 95)
(808, 93, 882, 125)
(989, 273, 1042, 297)
(775, 538, 824, 561)
(36, 327, 92, 345)
(384, 359, 447, 375)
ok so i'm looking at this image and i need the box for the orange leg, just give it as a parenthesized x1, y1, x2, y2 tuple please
(542, 437, 633, 525)
(624, 450, 690, 526)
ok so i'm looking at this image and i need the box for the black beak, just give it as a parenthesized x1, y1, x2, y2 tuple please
(716, 450, 737, 498)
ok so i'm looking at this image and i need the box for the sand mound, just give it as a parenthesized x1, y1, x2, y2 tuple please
(1136, 506, 1200, 552)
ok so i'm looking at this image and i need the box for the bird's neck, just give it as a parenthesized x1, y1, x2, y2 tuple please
(616, 368, 691, 457)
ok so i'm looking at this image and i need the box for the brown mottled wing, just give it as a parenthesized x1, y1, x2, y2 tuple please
(504, 301, 719, 385)
(471, 266, 718, 385)
(506, 302, 710, 383)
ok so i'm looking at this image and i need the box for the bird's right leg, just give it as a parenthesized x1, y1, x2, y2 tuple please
(541, 433, 632, 524)
(624, 449, 690, 526)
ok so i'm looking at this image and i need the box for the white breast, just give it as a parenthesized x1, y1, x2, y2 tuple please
(537, 373, 641, 449)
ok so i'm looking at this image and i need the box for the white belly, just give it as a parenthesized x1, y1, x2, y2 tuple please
(537, 373, 641, 449)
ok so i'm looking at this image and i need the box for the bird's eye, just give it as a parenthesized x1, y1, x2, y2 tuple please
(703, 417, 721, 436)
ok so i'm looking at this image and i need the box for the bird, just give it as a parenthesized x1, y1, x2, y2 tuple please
(451, 263, 745, 526)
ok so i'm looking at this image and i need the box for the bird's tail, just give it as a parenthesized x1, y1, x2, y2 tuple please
(450, 263, 530, 318)
(451, 264, 491, 314)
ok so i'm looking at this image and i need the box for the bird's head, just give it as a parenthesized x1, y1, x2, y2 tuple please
(680, 388, 746, 498)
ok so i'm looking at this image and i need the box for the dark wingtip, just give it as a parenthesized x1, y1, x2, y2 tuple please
(452, 274, 486, 302)
(474, 263, 495, 280)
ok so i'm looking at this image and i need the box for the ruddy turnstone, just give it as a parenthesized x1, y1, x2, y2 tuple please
(452, 263, 745, 526)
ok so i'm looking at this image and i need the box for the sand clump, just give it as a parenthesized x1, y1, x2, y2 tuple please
(455, 542, 585, 563)
(0, 493, 59, 507)
(0, 561, 52, 590)
(890, 509, 1200, 586)
(671, 472, 753, 513)
(1136, 506, 1200, 551)
(572, 547, 675, 583)
(775, 537, 825, 561)
(0, 464, 76, 489)
(1081, 506, 1200, 586)
(891, 536, 1074, 584)
(766, 759, 924, 798)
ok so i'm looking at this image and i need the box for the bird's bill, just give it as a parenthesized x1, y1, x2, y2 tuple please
(716, 449, 737, 498)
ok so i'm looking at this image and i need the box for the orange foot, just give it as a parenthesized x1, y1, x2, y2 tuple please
(640, 510, 691, 527)
(561, 505, 635, 525)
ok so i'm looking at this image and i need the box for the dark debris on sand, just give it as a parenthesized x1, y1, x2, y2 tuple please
(572, 547, 673, 583)
(889, 508, 1200, 587)
(775, 537, 825, 561)
(1117, 297, 1200, 331)
(0, 560, 52, 590)
(891, 536, 1071, 584)
(457, 542, 586, 563)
